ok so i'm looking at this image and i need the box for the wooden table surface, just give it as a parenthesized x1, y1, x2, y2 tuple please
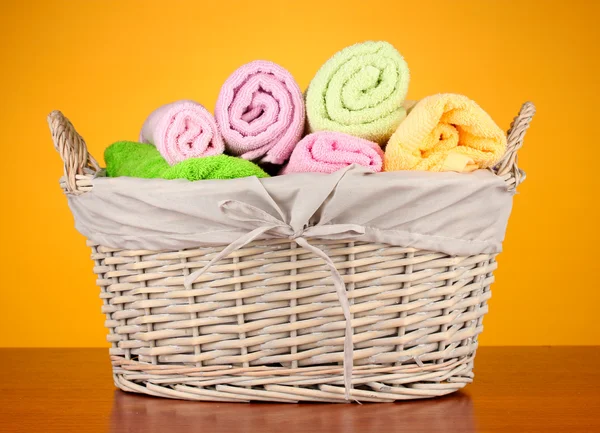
(0, 347, 598, 433)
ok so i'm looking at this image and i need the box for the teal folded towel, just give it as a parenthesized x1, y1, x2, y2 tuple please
(105, 141, 269, 180)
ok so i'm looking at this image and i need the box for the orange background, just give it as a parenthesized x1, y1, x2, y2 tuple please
(0, 0, 598, 347)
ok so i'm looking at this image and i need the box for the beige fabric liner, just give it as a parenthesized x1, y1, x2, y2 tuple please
(67, 165, 514, 256)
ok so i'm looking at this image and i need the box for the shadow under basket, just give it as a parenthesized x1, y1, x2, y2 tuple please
(49, 102, 535, 403)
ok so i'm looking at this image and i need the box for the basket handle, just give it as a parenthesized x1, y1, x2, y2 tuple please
(48, 110, 101, 194)
(494, 101, 536, 190)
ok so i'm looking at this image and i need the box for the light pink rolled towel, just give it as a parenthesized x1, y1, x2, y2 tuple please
(280, 131, 384, 175)
(140, 100, 224, 165)
(215, 60, 305, 165)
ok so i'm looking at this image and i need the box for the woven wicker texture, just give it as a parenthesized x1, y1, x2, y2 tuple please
(51, 102, 534, 402)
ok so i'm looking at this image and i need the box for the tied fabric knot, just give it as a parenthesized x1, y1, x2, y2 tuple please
(291, 229, 306, 239)
(183, 199, 365, 400)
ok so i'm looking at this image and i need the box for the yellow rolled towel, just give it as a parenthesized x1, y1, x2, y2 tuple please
(384, 94, 507, 172)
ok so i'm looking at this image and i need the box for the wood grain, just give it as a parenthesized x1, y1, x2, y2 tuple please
(0, 347, 598, 433)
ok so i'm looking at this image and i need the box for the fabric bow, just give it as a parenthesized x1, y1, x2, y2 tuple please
(184, 199, 365, 400)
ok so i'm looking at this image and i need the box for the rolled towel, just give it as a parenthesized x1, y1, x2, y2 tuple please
(105, 141, 269, 181)
(305, 41, 410, 144)
(140, 100, 224, 165)
(215, 60, 305, 165)
(384, 94, 507, 172)
(281, 131, 384, 175)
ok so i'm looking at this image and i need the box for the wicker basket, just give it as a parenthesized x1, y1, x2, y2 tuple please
(49, 102, 535, 403)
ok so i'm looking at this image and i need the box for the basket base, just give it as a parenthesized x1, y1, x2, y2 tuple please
(110, 354, 475, 403)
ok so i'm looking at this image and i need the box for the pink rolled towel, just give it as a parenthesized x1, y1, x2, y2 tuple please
(281, 131, 384, 175)
(215, 60, 305, 165)
(140, 100, 224, 165)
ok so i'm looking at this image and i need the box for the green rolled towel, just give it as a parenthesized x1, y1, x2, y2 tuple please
(105, 141, 269, 180)
(305, 41, 410, 144)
